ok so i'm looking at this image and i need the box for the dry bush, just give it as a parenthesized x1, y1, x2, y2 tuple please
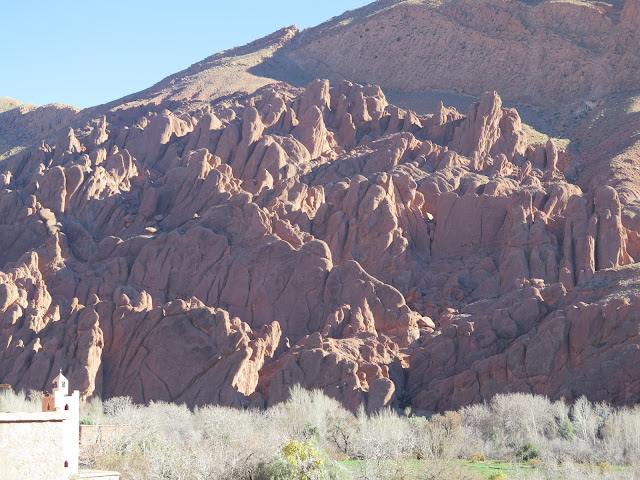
(273, 385, 351, 446)
(487, 473, 507, 480)
(351, 406, 415, 461)
(348, 407, 415, 480)
(75, 389, 640, 479)
(327, 405, 360, 457)
(528, 458, 544, 469)
(488, 393, 558, 450)
(571, 396, 612, 445)
(80, 396, 105, 425)
(469, 452, 486, 463)
(83, 389, 354, 480)
(459, 393, 640, 466)
(600, 406, 640, 465)
(82, 399, 283, 480)
(411, 411, 463, 460)
(0, 388, 41, 413)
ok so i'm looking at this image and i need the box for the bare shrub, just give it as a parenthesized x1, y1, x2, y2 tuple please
(327, 405, 360, 457)
(469, 452, 485, 463)
(601, 406, 640, 465)
(82, 400, 282, 479)
(351, 407, 414, 461)
(0, 388, 41, 413)
(412, 411, 463, 460)
(103, 396, 135, 418)
(571, 396, 612, 445)
(76, 389, 640, 479)
(347, 406, 415, 480)
(276, 386, 350, 442)
(458, 392, 640, 466)
(489, 393, 557, 450)
(80, 396, 104, 425)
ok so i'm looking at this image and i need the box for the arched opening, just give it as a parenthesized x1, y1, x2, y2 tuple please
(47, 404, 50, 411)
(64, 404, 69, 411)
(64, 461, 68, 468)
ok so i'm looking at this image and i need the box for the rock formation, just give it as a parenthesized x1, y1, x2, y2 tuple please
(1, 0, 640, 413)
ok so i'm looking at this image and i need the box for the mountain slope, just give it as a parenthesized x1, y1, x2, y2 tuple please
(281, 0, 640, 109)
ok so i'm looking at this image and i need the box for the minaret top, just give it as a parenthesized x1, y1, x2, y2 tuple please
(52, 370, 69, 395)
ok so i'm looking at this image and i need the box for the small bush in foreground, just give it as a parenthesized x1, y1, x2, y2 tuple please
(469, 452, 486, 463)
(254, 457, 293, 480)
(488, 473, 507, 480)
(528, 458, 544, 469)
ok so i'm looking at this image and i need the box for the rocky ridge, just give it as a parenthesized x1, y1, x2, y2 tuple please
(0, 100, 80, 159)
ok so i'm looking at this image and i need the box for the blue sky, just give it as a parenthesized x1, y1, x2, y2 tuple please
(1, 1, 370, 109)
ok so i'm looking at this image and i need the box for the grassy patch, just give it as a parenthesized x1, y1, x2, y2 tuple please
(457, 459, 530, 476)
(342, 459, 534, 479)
(342, 459, 632, 479)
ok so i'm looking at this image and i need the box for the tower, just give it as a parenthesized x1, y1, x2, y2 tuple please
(42, 371, 80, 478)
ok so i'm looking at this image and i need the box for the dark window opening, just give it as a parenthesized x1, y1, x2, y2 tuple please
(47, 404, 50, 411)
(64, 461, 69, 468)
(64, 404, 69, 411)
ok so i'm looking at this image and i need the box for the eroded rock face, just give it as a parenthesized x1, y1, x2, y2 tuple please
(451, 91, 527, 163)
(1, 75, 639, 413)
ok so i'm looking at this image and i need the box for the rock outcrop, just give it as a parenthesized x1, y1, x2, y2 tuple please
(2, 75, 639, 412)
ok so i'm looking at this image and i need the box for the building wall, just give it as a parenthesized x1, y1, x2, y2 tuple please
(0, 414, 66, 480)
(60, 391, 80, 475)
(42, 383, 80, 476)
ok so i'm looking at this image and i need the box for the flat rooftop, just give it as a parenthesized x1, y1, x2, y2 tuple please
(79, 470, 121, 479)
(0, 412, 67, 423)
